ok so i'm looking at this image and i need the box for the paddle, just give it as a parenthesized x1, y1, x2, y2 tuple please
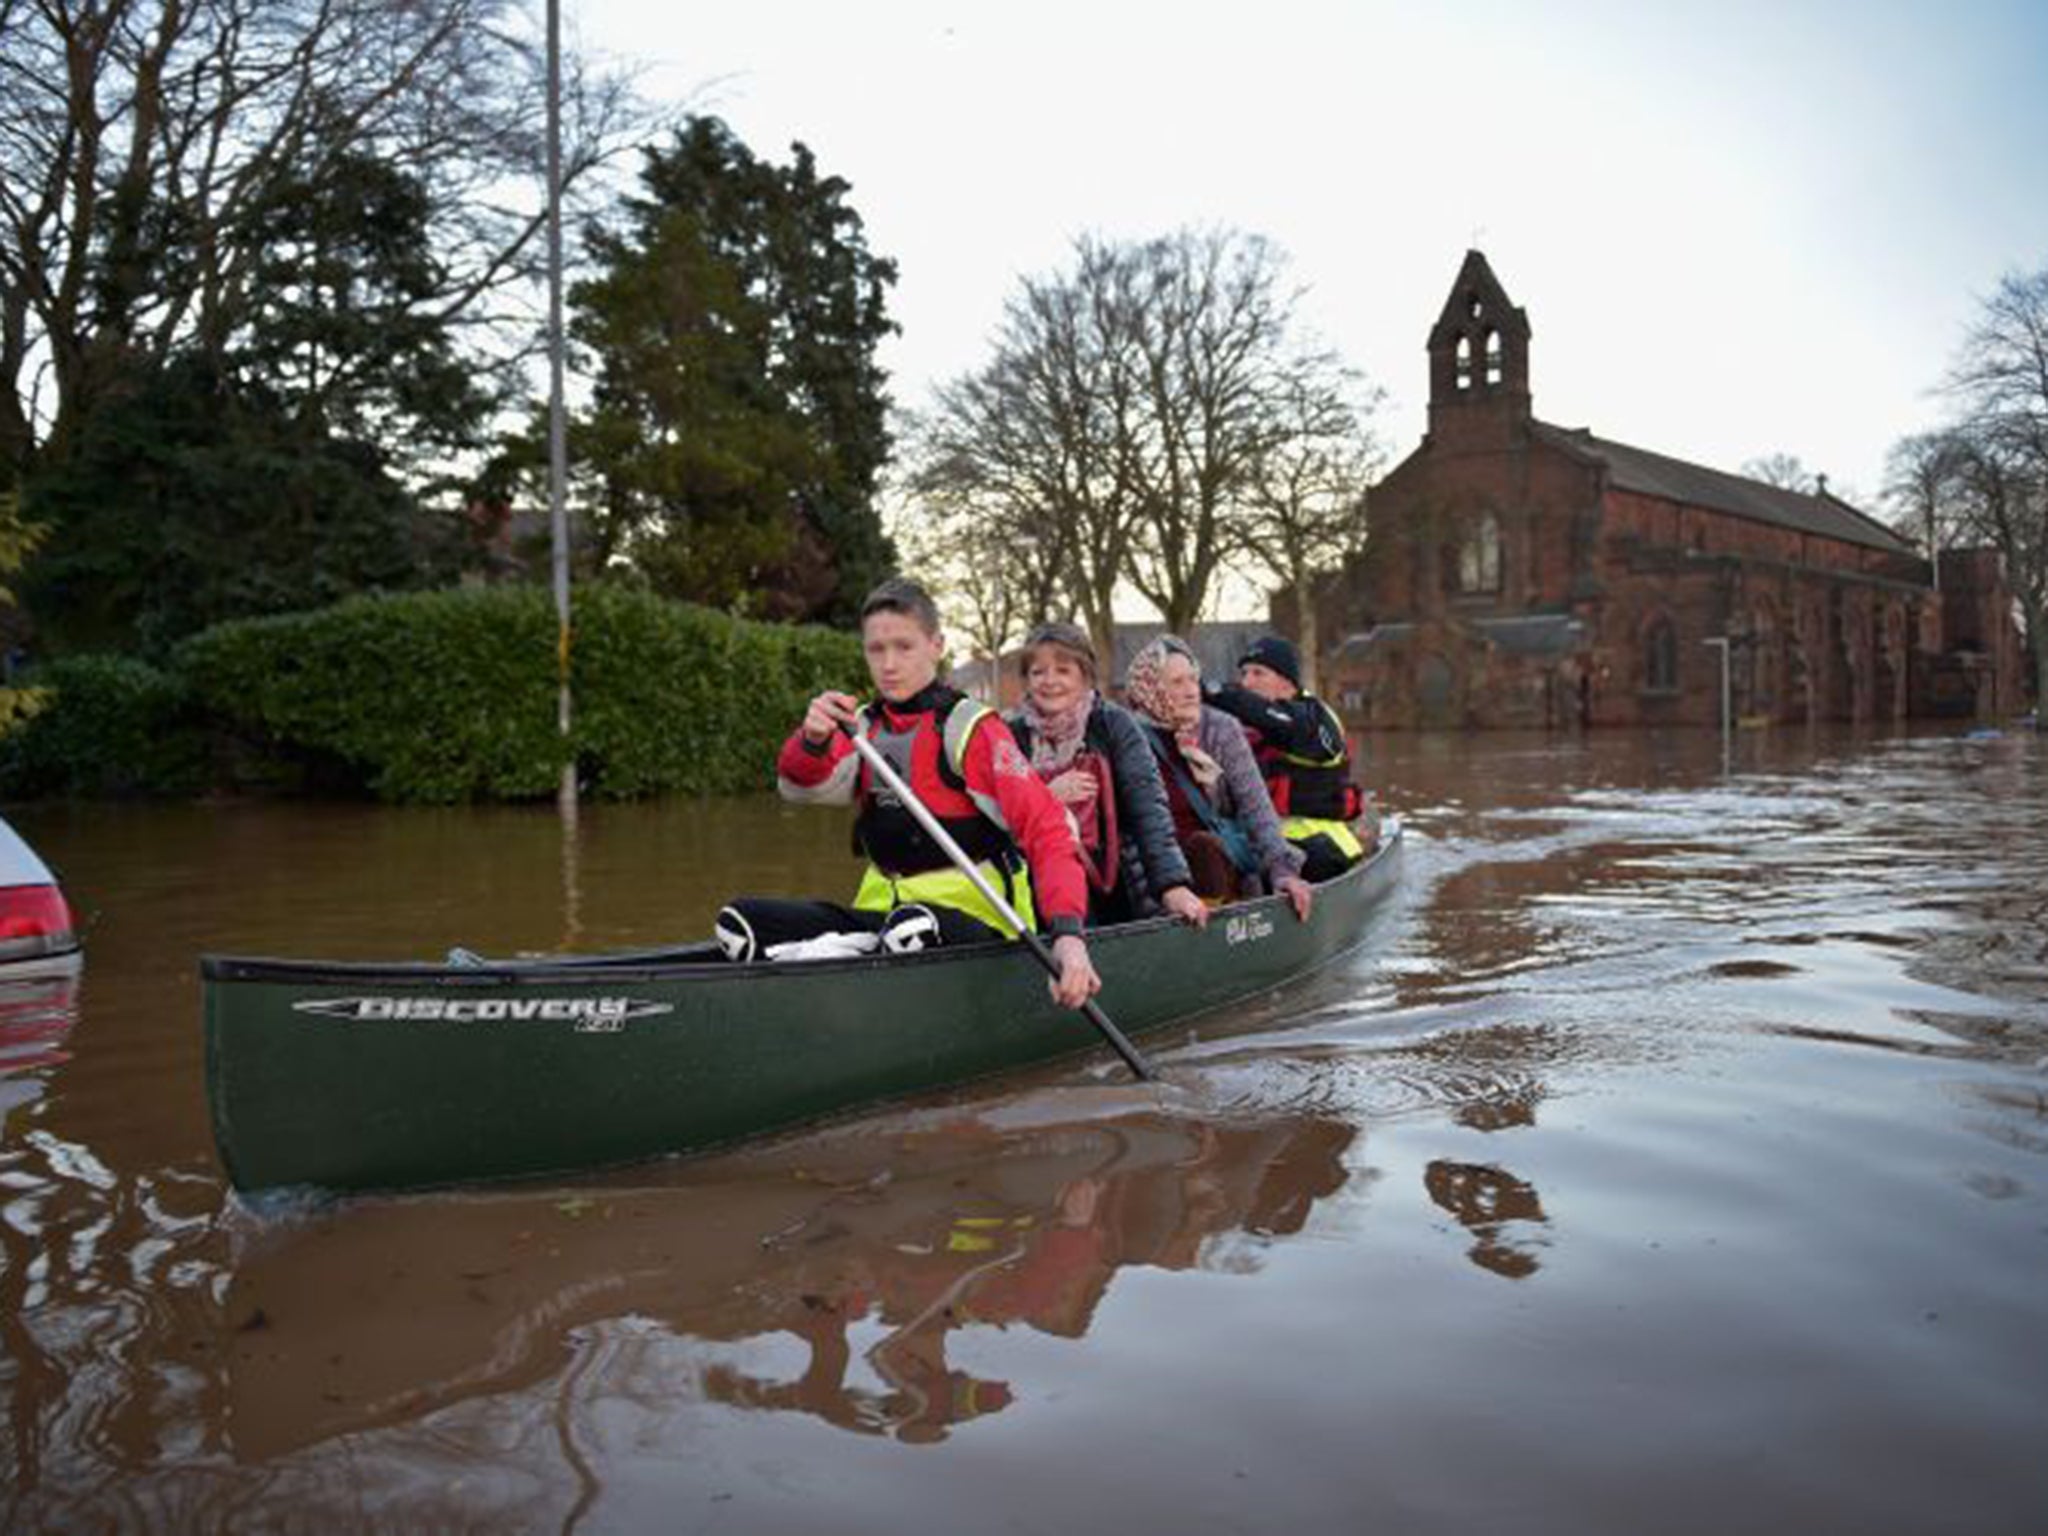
(839, 724, 1156, 1082)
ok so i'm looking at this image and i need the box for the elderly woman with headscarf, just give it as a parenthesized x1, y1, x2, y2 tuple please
(1122, 634, 1313, 922)
(1005, 622, 1209, 929)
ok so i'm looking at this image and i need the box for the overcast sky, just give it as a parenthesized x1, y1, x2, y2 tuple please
(578, 0, 2048, 517)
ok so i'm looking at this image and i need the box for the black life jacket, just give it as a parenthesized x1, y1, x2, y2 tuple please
(1250, 696, 1355, 820)
(850, 686, 1018, 876)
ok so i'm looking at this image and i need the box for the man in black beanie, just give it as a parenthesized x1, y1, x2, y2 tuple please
(1204, 634, 1371, 881)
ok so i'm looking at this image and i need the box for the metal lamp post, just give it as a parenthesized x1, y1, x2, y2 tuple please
(546, 0, 575, 817)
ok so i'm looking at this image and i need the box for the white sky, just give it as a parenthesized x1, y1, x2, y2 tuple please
(576, 0, 2048, 522)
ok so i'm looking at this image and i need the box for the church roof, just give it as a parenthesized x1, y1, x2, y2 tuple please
(1531, 422, 1913, 555)
(1336, 614, 1586, 660)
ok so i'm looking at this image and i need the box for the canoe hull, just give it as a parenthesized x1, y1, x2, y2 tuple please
(204, 822, 1402, 1192)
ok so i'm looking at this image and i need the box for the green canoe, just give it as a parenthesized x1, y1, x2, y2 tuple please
(203, 819, 1403, 1193)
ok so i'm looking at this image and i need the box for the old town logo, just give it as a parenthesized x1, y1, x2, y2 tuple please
(1225, 912, 1275, 945)
(292, 996, 673, 1032)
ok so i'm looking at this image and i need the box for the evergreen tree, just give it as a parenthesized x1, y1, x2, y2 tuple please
(233, 149, 496, 469)
(21, 153, 485, 656)
(566, 117, 898, 620)
(23, 356, 454, 657)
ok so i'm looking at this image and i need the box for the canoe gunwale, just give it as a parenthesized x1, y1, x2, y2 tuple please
(199, 911, 1194, 988)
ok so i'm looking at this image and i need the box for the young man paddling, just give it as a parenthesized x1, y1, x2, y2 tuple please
(716, 577, 1102, 1010)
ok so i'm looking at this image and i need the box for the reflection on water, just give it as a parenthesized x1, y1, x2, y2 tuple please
(211, 1106, 1356, 1463)
(709, 1118, 1359, 1446)
(0, 960, 80, 1139)
(5, 727, 2048, 1533)
(1423, 1160, 1549, 1279)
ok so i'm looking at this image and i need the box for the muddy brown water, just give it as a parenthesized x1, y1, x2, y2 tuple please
(3, 727, 2045, 1534)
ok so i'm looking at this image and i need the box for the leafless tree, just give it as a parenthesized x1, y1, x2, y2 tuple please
(1949, 267, 2048, 459)
(1941, 266, 2048, 700)
(1949, 435, 2045, 688)
(0, 0, 641, 479)
(890, 423, 1074, 682)
(1883, 430, 1975, 575)
(1119, 229, 1302, 637)
(908, 228, 1361, 670)
(1740, 452, 1818, 493)
(906, 238, 1142, 664)
(1235, 355, 1384, 691)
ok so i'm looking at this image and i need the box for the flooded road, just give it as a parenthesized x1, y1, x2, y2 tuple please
(4, 726, 2045, 1534)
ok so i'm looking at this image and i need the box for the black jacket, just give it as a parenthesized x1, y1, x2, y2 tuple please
(1205, 680, 1355, 820)
(1205, 681, 1348, 761)
(1007, 697, 1192, 921)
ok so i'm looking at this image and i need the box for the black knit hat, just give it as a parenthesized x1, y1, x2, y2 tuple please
(1240, 635, 1301, 688)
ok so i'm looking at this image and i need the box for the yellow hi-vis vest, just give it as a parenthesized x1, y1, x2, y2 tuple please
(1279, 814, 1365, 862)
(852, 860, 1038, 939)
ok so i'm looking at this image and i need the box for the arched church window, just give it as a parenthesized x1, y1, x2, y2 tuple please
(1484, 329, 1502, 386)
(1466, 292, 1483, 320)
(1454, 333, 1473, 391)
(1644, 617, 1679, 693)
(1457, 511, 1501, 593)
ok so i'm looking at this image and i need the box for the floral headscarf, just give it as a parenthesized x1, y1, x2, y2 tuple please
(1123, 635, 1223, 793)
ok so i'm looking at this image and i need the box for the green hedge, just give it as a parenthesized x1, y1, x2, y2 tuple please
(172, 583, 865, 803)
(0, 654, 209, 798)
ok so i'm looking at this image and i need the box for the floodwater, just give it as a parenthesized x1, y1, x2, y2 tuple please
(3, 726, 2045, 1535)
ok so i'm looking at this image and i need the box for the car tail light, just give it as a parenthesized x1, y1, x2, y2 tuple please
(0, 883, 77, 961)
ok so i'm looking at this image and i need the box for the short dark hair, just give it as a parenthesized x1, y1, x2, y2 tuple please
(860, 576, 942, 636)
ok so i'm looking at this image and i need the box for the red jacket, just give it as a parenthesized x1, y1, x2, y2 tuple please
(777, 693, 1089, 928)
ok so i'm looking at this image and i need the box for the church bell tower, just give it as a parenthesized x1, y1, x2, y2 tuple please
(1426, 250, 1532, 446)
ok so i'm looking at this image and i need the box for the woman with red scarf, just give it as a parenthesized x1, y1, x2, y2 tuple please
(1004, 623, 1208, 929)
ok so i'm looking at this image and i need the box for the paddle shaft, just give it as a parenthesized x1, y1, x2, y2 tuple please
(840, 725, 1155, 1081)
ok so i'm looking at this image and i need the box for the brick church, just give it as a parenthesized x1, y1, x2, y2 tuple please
(1325, 252, 2026, 729)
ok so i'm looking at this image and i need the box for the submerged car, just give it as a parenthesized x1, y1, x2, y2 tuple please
(0, 814, 82, 1127)
(0, 815, 79, 967)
